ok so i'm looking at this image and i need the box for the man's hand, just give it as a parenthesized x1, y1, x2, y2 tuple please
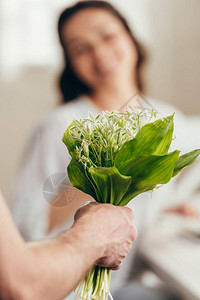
(74, 202, 137, 270)
(0, 190, 136, 300)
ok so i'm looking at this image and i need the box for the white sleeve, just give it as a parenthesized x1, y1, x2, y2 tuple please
(10, 120, 71, 241)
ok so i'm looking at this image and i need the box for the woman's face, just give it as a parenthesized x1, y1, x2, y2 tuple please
(61, 8, 138, 90)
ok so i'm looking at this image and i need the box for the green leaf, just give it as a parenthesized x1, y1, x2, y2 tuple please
(115, 115, 174, 170)
(173, 149, 200, 177)
(88, 166, 132, 204)
(118, 150, 180, 190)
(62, 120, 81, 159)
(67, 159, 96, 199)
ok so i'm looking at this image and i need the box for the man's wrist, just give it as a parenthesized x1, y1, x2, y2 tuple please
(61, 221, 103, 266)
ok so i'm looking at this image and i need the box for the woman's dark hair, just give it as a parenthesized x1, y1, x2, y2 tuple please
(58, 0, 146, 103)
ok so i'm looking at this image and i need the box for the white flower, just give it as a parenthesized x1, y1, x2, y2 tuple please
(68, 109, 156, 167)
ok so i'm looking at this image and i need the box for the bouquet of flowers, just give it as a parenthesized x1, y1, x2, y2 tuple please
(62, 109, 200, 300)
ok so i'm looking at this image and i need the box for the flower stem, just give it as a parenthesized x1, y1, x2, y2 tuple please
(74, 266, 111, 300)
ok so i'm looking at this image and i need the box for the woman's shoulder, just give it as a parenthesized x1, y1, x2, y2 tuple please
(44, 96, 91, 124)
(145, 96, 185, 118)
(33, 95, 92, 135)
(146, 96, 200, 150)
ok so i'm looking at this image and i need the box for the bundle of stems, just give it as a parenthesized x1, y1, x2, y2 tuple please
(74, 266, 112, 300)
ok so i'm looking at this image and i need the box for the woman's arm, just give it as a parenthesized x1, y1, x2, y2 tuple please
(0, 191, 136, 300)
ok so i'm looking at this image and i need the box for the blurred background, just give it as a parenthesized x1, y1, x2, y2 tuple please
(0, 0, 200, 202)
(1, 1, 200, 300)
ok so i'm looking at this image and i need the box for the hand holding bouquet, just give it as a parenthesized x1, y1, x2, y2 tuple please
(63, 109, 200, 300)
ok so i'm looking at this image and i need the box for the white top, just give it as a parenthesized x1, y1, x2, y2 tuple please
(10, 95, 200, 298)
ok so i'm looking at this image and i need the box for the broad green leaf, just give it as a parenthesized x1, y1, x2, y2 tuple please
(118, 150, 180, 190)
(173, 149, 200, 177)
(88, 166, 132, 204)
(62, 120, 82, 159)
(120, 149, 200, 205)
(115, 115, 174, 170)
(67, 159, 96, 199)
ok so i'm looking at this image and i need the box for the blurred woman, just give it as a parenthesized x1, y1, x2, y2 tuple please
(11, 1, 199, 299)
(12, 0, 153, 241)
